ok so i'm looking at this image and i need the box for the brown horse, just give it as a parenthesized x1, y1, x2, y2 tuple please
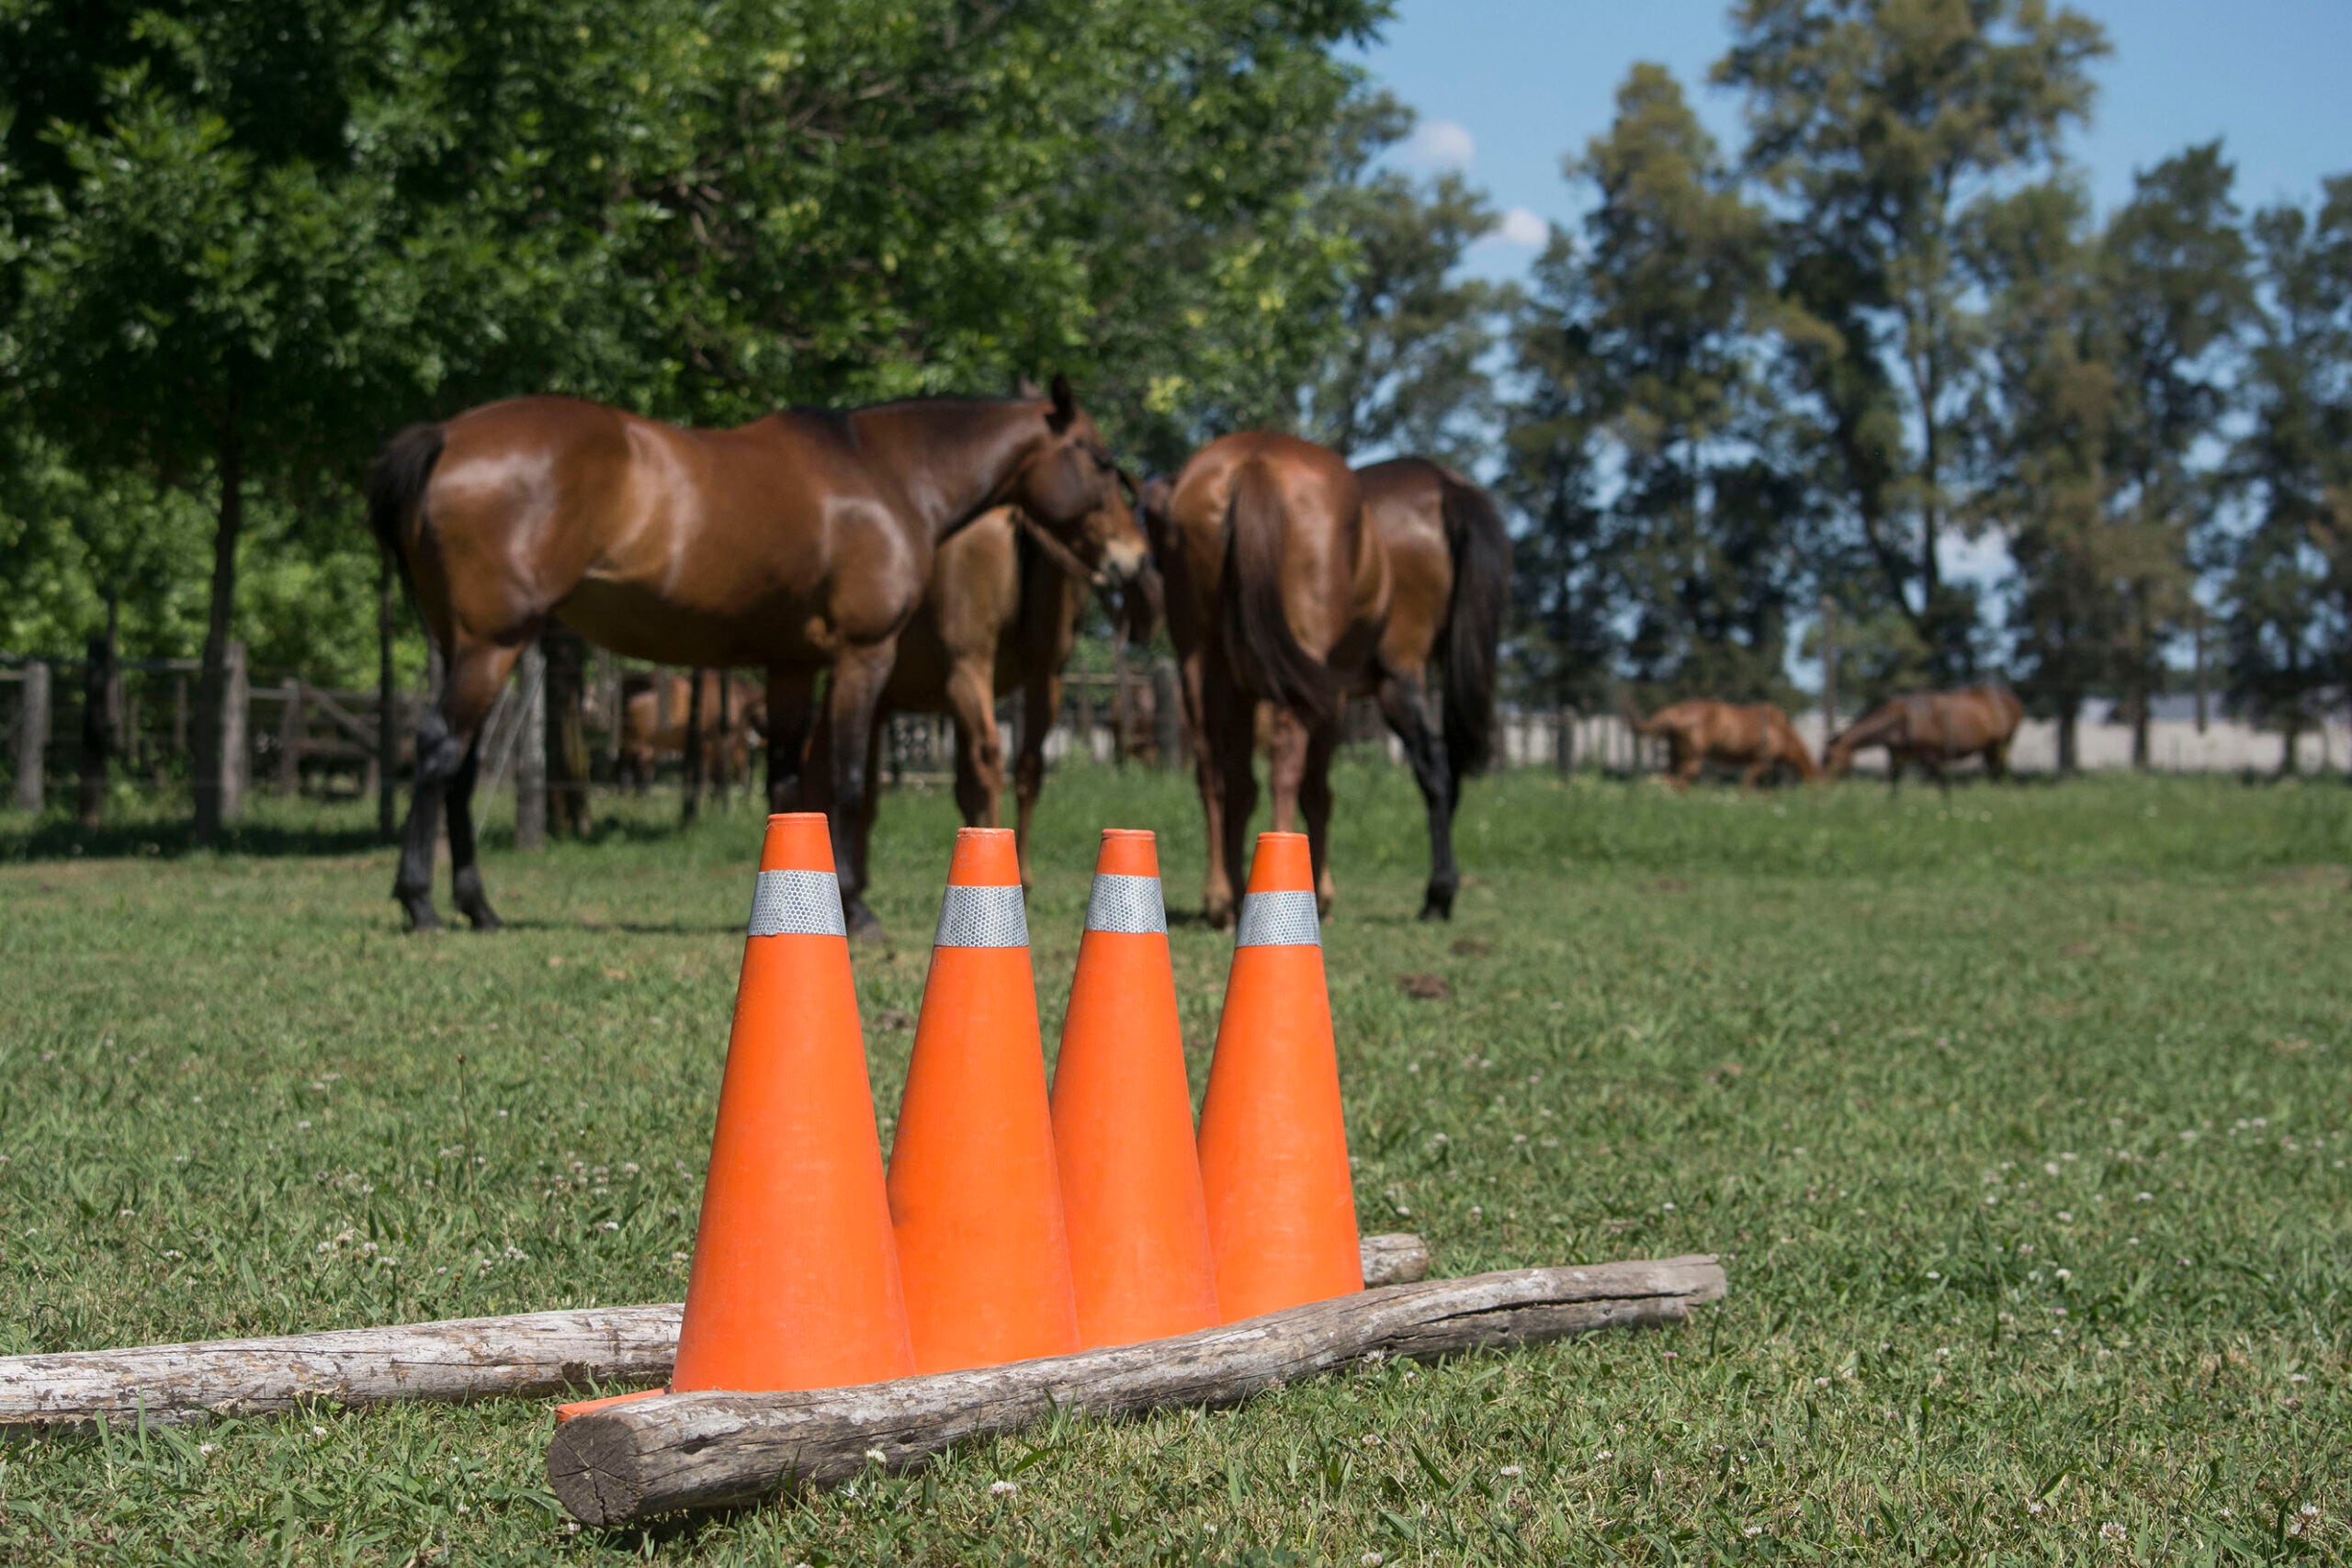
(808, 504, 1149, 886)
(1623, 697, 1817, 788)
(367, 378, 1143, 934)
(1149, 439, 1508, 924)
(1824, 685, 2024, 787)
(615, 670, 767, 791)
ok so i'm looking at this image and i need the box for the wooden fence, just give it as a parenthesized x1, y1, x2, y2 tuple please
(8, 643, 2346, 835)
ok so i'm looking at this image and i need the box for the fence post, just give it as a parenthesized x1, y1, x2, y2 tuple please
(220, 640, 249, 825)
(1152, 658, 1182, 772)
(1555, 706, 1575, 775)
(714, 672, 732, 802)
(15, 660, 50, 812)
(514, 639, 547, 851)
(277, 679, 304, 797)
(2192, 606, 2209, 736)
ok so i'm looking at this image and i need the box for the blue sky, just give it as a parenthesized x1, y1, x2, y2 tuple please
(1346, 0, 2352, 285)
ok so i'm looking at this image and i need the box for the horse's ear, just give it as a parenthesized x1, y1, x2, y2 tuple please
(1047, 373, 1077, 432)
(1012, 375, 1043, 399)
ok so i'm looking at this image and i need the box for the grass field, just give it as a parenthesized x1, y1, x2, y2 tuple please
(2, 761, 2347, 1563)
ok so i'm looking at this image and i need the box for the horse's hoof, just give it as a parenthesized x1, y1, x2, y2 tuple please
(1203, 901, 1235, 931)
(844, 901, 886, 942)
(465, 907, 503, 932)
(399, 896, 444, 933)
(1418, 886, 1455, 921)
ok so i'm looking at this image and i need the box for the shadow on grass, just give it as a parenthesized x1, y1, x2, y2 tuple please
(0, 816, 389, 863)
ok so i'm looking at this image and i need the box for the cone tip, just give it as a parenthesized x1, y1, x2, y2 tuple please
(1094, 828, 1159, 878)
(1244, 831, 1313, 894)
(947, 826, 1023, 886)
(758, 813, 836, 874)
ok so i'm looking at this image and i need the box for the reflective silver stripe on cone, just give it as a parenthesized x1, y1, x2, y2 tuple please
(933, 884, 1030, 949)
(747, 869, 849, 938)
(1084, 873, 1167, 936)
(1234, 889, 1320, 948)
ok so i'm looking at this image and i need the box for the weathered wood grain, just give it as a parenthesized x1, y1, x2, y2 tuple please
(548, 1255, 1724, 1526)
(0, 1234, 1429, 1431)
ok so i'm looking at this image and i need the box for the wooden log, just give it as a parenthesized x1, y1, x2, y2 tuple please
(0, 1235, 1428, 1432)
(548, 1256, 1724, 1526)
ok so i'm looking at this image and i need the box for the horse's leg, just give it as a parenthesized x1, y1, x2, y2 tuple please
(1267, 706, 1307, 832)
(1376, 671, 1457, 920)
(1985, 740, 2011, 782)
(854, 707, 886, 893)
(1741, 759, 1768, 792)
(1201, 663, 1257, 929)
(820, 640, 899, 938)
(1183, 651, 1231, 925)
(442, 633, 534, 931)
(763, 665, 819, 814)
(1011, 671, 1057, 888)
(1673, 742, 1701, 792)
(1300, 717, 1341, 917)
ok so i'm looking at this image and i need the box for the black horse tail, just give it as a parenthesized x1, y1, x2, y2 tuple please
(1437, 469, 1509, 780)
(1220, 461, 1334, 726)
(366, 423, 446, 612)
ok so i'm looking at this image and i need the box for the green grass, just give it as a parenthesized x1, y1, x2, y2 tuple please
(2, 763, 2347, 1563)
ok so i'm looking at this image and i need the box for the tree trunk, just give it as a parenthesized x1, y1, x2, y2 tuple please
(192, 416, 245, 843)
(12, 660, 49, 813)
(76, 604, 118, 828)
(2191, 606, 2209, 735)
(2054, 701, 2078, 776)
(543, 625, 592, 839)
(1817, 594, 1839, 735)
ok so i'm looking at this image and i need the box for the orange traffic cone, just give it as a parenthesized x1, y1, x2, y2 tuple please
(662, 813, 915, 1393)
(1049, 829, 1219, 1348)
(1194, 830, 1363, 1322)
(887, 829, 1080, 1372)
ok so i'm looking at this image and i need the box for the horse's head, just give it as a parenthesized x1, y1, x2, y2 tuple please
(1820, 731, 1857, 779)
(1005, 376, 1149, 589)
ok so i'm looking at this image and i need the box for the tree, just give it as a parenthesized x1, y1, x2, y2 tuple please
(1717, 0, 2109, 681)
(1302, 95, 1510, 468)
(1970, 177, 2117, 771)
(2100, 143, 2252, 765)
(1505, 63, 1796, 705)
(2221, 177, 2352, 765)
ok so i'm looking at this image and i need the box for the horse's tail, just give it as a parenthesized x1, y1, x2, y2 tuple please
(366, 423, 446, 612)
(1219, 462, 1334, 726)
(1437, 470, 1509, 780)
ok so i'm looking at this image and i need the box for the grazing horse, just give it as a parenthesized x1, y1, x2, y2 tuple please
(367, 378, 1143, 935)
(615, 670, 767, 791)
(1149, 439, 1508, 924)
(1623, 697, 1817, 788)
(808, 503, 1155, 886)
(1824, 685, 2024, 787)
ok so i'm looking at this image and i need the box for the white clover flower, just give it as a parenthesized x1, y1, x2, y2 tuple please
(865, 1448, 887, 1464)
(2099, 1521, 2125, 1541)
(1498, 1464, 1522, 1478)
(989, 1479, 1018, 1497)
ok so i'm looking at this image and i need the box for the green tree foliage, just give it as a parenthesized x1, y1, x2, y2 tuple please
(1, 0, 1392, 806)
(2220, 176, 2352, 760)
(1301, 93, 1510, 468)
(1717, 0, 2109, 682)
(1506, 63, 1797, 705)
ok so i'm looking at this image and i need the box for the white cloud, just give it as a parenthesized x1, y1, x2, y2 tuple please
(1492, 206, 1550, 248)
(1401, 118, 1476, 172)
